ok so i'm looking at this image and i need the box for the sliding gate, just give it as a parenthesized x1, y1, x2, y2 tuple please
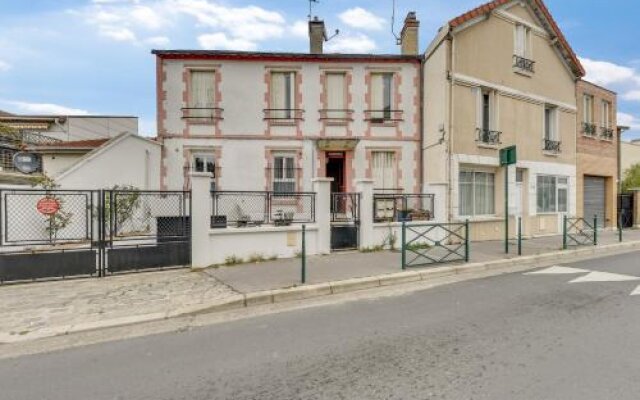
(0, 189, 191, 283)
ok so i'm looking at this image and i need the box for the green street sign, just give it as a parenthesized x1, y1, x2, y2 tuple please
(500, 146, 517, 166)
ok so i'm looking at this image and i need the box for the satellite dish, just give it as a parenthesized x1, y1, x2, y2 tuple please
(13, 152, 40, 174)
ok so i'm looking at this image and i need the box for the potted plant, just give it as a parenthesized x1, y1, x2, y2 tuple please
(397, 208, 413, 222)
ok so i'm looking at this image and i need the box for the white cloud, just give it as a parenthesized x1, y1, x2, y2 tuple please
(619, 112, 640, 130)
(2, 100, 89, 115)
(623, 91, 640, 102)
(580, 57, 639, 86)
(145, 36, 170, 47)
(326, 33, 376, 53)
(173, 0, 285, 41)
(99, 26, 137, 42)
(338, 7, 386, 31)
(0, 60, 11, 72)
(198, 33, 257, 51)
(290, 20, 308, 38)
(129, 6, 166, 30)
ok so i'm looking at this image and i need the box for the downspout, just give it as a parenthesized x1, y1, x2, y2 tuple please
(447, 32, 455, 223)
(419, 57, 425, 193)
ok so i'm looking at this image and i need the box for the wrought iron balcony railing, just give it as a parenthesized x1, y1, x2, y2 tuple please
(364, 109, 404, 123)
(513, 55, 535, 73)
(181, 107, 224, 120)
(543, 138, 561, 153)
(476, 128, 502, 146)
(319, 109, 354, 122)
(263, 109, 305, 121)
(600, 127, 614, 140)
(582, 122, 597, 137)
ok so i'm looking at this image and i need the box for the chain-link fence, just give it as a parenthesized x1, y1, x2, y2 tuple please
(212, 191, 315, 226)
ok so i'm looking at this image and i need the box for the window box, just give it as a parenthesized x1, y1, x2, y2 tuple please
(600, 127, 614, 141)
(542, 139, 561, 154)
(582, 122, 597, 137)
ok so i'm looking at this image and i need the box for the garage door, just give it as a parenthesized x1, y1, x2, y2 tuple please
(584, 176, 606, 225)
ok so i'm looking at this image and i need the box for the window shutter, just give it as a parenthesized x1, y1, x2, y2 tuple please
(271, 72, 285, 119)
(371, 74, 383, 119)
(327, 73, 346, 118)
(474, 87, 482, 130)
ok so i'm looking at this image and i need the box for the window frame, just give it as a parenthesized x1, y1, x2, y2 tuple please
(323, 71, 349, 121)
(536, 174, 569, 214)
(459, 170, 496, 217)
(370, 72, 395, 122)
(543, 104, 558, 141)
(371, 151, 398, 191)
(269, 71, 297, 120)
(514, 24, 532, 59)
(271, 152, 297, 193)
(192, 152, 216, 175)
(583, 94, 594, 125)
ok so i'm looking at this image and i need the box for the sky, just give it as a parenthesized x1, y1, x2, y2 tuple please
(0, 0, 639, 139)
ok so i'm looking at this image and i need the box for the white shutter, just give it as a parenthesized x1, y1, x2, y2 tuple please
(327, 73, 346, 119)
(371, 74, 383, 119)
(474, 87, 482, 130)
(271, 72, 285, 119)
(514, 25, 525, 57)
(190, 71, 215, 118)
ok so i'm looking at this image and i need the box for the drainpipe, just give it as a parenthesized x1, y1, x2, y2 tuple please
(447, 33, 456, 224)
(419, 57, 425, 193)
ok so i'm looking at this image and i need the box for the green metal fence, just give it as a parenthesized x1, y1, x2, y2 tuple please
(563, 215, 598, 249)
(401, 220, 469, 269)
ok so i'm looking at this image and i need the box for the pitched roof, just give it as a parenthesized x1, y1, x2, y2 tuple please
(448, 0, 585, 77)
(152, 50, 421, 63)
(34, 138, 109, 150)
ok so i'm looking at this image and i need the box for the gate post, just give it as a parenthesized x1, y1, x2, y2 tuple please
(190, 172, 214, 270)
(593, 215, 598, 246)
(312, 178, 332, 255)
(563, 215, 568, 250)
(355, 179, 374, 250)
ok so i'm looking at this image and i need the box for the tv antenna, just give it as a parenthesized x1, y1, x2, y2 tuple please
(308, 0, 319, 20)
(391, 0, 401, 45)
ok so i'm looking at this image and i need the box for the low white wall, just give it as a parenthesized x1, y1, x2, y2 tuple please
(203, 225, 318, 266)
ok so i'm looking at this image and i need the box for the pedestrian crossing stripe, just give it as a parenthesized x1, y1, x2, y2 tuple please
(631, 286, 640, 296)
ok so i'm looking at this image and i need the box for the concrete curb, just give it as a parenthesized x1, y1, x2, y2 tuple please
(2, 240, 639, 344)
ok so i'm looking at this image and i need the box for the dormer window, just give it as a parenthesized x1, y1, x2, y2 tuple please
(514, 24, 534, 74)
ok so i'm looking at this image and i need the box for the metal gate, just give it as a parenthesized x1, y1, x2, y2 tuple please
(618, 194, 634, 228)
(0, 189, 100, 283)
(0, 189, 191, 283)
(103, 190, 191, 274)
(330, 192, 360, 250)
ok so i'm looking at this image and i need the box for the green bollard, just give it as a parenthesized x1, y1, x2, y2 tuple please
(563, 215, 568, 250)
(301, 224, 306, 284)
(401, 221, 406, 270)
(593, 215, 598, 246)
(465, 219, 470, 262)
(517, 217, 522, 256)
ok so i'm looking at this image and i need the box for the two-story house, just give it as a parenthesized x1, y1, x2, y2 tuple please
(423, 0, 585, 239)
(576, 80, 617, 227)
(153, 15, 422, 202)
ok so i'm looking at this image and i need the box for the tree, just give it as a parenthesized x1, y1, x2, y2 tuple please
(31, 174, 73, 243)
(622, 163, 640, 193)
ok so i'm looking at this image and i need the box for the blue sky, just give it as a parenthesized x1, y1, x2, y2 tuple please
(1, 0, 639, 139)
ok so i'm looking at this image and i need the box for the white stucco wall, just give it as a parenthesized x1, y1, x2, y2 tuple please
(41, 154, 84, 177)
(55, 134, 161, 190)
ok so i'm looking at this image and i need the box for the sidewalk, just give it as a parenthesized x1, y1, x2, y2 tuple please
(2, 230, 640, 344)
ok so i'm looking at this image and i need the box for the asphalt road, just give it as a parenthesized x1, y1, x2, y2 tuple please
(3, 251, 640, 400)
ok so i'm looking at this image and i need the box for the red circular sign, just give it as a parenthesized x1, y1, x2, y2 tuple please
(37, 197, 60, 215)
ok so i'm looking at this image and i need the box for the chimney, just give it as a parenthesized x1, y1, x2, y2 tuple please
(400, 12, 419, 55)
(309, 17, 327, 54)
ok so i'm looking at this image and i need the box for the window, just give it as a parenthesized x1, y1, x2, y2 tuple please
(372, 151, 397, 190)
(272, 153, 296, 193)
(325, 72, 347, 120)
(189, 70, 216, 118)
(544, 105, 557, 141)
(602, 100, 611, 129)
(270, 72, 296, 120)
(192, 153, 216, 190)
(583, 95, 594, 124)
(371, 73, 394, 121)
(482, 92, 491, 133)
(514, 24, 531, 58)
(459, 171, 495, 216)
(192, 153, 215, 174)
(537, 175, 568, 213)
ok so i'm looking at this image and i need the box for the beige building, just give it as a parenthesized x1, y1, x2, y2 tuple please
(575, 80, 617, 227)
(423, 0, 585, 239)
(621, 141, 640, 178)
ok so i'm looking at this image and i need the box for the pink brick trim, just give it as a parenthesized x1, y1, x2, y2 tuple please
(156, 58, 167, 137)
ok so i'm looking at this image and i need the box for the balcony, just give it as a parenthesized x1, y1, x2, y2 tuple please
(513, 55, 535, 74)
(364, 109, 404, 124)
(263, 109, 305, 123)
(181, 107, 224, 121)
(543, 138, 561, 154)
(582, 122, 597, 137)
(475, 128, 502, 147)
(600, 127, 614, 141)
(319, 109, 354, 124)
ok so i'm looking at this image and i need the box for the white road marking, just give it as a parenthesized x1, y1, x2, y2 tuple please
(630, 285, 640, 296)
(569, 271, 640, 283)
(524, 266, 590, 275)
